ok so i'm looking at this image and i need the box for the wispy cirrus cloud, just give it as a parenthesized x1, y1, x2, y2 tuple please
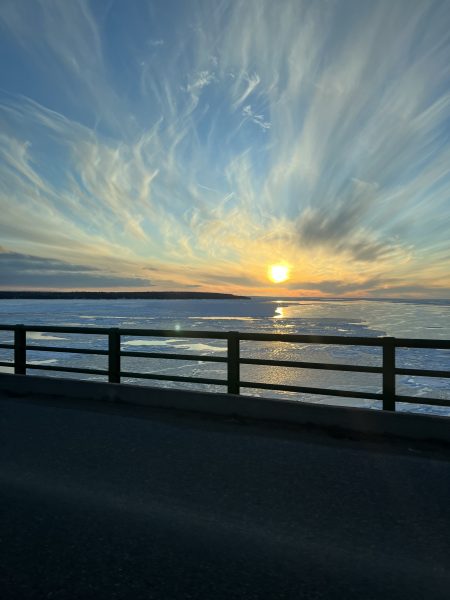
(1, 0, 450, 296)
(241, 104, 271, 132)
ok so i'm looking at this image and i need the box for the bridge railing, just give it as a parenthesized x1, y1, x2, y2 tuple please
(1, 324, 449, 412)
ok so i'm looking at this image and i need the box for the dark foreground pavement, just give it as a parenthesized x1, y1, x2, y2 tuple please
(1, 393, 450, 599)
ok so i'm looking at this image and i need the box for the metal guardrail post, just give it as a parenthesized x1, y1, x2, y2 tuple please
(14, 324, 26, 375)
(382, 337, 396, 411)
(108, 328, 121, 383)
(227, 331, 240, 394)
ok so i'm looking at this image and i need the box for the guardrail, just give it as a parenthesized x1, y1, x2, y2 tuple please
(0, 324, 449, 412)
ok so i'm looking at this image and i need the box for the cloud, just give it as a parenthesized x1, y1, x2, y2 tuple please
(233, 72, 261, 109)
(287, 278, 384, 295)
(0, 248, 152, 289)
(199, 273, 262, 288)
(186, 70, 216, 95)
(288, 277, 450, 299)
(368, 283, 450, 299)
(1, 0, 450, 296)
(294, 178, 405, 262)
(241, 105, 271, 132)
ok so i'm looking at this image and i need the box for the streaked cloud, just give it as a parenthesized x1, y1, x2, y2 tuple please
(1, 0, 450, 297)
(241, 105, 271, 132)
(0, 248, 152, 289)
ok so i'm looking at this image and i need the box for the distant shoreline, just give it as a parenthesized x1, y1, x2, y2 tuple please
(0, 292, 448, 303)
(0, 291, 250, 300)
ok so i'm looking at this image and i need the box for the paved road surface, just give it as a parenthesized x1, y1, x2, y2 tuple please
(1, 393, 450, 599)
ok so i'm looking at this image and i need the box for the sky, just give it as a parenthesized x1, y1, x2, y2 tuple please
(1, 0, 450, 297)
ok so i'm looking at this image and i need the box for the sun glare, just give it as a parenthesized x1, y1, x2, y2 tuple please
(268, 264, 290, 284)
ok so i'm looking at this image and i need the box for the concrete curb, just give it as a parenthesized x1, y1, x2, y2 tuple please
(1, 373, 450, 444)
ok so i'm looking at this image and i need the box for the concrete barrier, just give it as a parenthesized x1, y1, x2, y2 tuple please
(1, 372, 450, 444)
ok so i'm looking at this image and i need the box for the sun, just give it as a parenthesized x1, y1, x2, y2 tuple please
(268, 264, 290, 284)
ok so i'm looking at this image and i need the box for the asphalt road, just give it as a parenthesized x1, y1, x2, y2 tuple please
(1, 393, 450, 599)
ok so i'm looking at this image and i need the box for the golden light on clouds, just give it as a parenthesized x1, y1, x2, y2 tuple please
(2, 0, 450, 298)
(268, 264, 290, 284)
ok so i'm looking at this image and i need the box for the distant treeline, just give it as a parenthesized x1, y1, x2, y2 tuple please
(0, 291, 250, 300)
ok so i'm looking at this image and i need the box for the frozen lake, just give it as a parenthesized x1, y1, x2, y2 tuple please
(0, 298, 449, 415)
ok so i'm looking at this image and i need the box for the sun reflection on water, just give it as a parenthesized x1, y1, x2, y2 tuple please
(274, 306, 285, 318)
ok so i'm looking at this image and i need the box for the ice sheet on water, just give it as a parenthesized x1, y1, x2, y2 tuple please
(190, 316, 257, 321)
(0, 298, 449, 415)
(122, 339, 179, 347)
(175, 342, 226, 353)
(27, 332, 67, 341)
(122, 339, 225, 353)
(27, 359, 58, 365)
(397, 403, 450, 417)
(396, 347, 450, 369)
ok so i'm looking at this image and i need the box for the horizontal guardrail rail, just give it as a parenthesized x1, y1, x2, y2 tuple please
(0, 324, 449, 412)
